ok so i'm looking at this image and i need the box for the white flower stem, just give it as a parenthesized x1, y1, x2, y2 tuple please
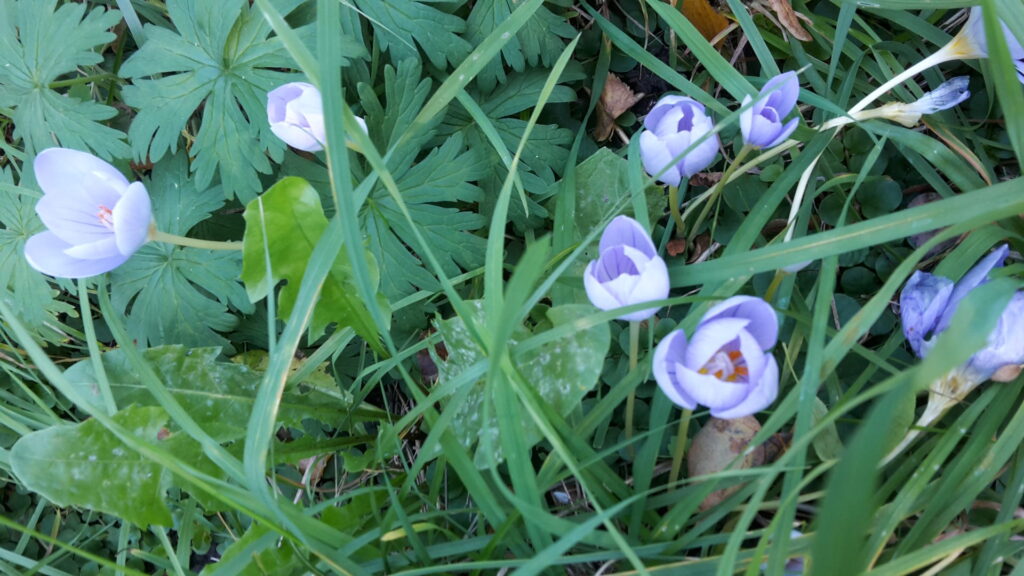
(150, 230, 243, 251)
(668, 184, 686, 239)
(848, 44, 958, 115)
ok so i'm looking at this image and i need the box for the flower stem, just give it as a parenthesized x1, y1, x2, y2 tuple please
(848, 45, 957, 115)
(687, 145, 754, 243)
(150, 230, 242, 251)
(668, 408, 692, 488)
(626, 320, 640, 458)
(48, 74, 119, 89)
(668, 184, 687, 238)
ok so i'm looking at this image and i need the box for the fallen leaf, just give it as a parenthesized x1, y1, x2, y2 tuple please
(681, 0, 731, 45)
(593, 74, 644, 142)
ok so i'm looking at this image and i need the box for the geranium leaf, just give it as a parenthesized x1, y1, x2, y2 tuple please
(0, 1, 128, 158)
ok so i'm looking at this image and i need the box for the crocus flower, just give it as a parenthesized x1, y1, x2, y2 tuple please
(653, 295, 779, 419)
(24, 148, 152, 278)
(853, 76, 971, 128)
(900, 244, 1009, 359)
(267, 82, 368, 152)
(950, 7, 1024, 63)
(740, 71, 800, 149)
(639, 96, 719, 186)
(583, 215, 670, 322)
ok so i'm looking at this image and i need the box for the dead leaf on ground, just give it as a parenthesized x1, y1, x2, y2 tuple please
(593, 74, 644, 142)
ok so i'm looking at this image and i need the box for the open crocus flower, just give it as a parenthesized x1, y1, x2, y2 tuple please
(740, 71, 800, 149)
(639, 95, 719, 186)
(654, 296, 779, 419)
(267, 82, 368, 152)
(24, 148, 152, 278)
(583, 215, 670, 322)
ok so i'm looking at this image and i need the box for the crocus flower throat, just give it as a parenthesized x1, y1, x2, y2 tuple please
(700, 347, 748, 383)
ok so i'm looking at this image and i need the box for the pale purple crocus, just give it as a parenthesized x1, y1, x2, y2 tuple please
(653, 296, 779, 419)
(24, 148, 152, 278)
(639, 96, 719, 186)
(740, 71, 800, 149)
(899, 244, 1024, 381)
(268, 82, 368, 152)
(949, 7, 1024, 84)
(583, 216, 670, 322)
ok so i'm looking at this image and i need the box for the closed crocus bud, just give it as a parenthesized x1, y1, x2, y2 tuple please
(639, 96, 719, 186)
(653, 295, 779, 419)
(583, 215, 670, 322)
(24, 148, 153, 278)
(268, 82, 326, 152)
(864, 76, 971, 128)
(740, 71, 800, 149)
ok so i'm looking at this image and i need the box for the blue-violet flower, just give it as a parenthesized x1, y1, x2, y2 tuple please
(740, 71, 800, 149)
(268, 82, 367, 152)
(639, 96, 719, 186)
(654, 295, 779, 419)
(583, 215, 670, 322)
(24, 148, 153, 278)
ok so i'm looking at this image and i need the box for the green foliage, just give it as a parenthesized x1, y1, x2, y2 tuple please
(435, 301, 610, 467)
(359, 61, 489, 302)
(0, 1, 128, 158)
(10, 405, 172, 527)
(110, 153, 252, 351)
(351, 0, 471, 69)
(63, 346, 374, 441)
(241, 177, 386, 346)
(120, 0, 302, 202)
(466, 1, 576, 91)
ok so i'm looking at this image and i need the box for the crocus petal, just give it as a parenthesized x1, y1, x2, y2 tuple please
(764, 117, 799, 149)
(712, 354, 779, 419)
(963, 292, 1024, 382)
(937, 244, 1009, 331)
(675, 364, 750, 409)
(640, 131, 683, 186)
(684, 317, 749, 368)
(599, 215, 658, 258)
(913, 76, 971, 114)
(24, 232, 128, 278)
(268, 82, 326, 152)
(64, 237, 120, 260)
(702, 295, 778, 350)
(676, 131, 720, 178)
(899, 270, 954, 358)
(34, 148, 128, 208)
(112, 181, 152, 255)
(35, 193, 116, 246)
(762, 71, 800, 114)
(739, 94, 755, 142)
(584, 260, 628, 311)
(653, 331, 699, 409)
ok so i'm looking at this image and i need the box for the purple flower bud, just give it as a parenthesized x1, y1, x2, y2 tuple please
(24, 148, 153, 278)
(654, 295, 779, 419)
(267, 82, 368, 152)
(740, 71, 800, 149)
(639, 96, 719, 186)
(583, 215, 670, 322)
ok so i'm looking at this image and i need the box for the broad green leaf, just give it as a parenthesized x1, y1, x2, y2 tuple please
(562, 147, 663, 242)
(0, 1, 128, 158)
(63, 346, 381, 441)
(351, 0, 471, 69)
(242, 177, 385, 345)
(435, 301, 611, 468)
(200, 524, 303, 576)
(465, 1, 576, 91)
(10, 405, 172, 527)
(120, 0, 302, 201)
(0, 170, 75, 343)
(109, 153, 252, 351)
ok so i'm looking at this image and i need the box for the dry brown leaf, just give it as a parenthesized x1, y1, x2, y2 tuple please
(592, 74, 644, 142)
(680, 0, 731, 45)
